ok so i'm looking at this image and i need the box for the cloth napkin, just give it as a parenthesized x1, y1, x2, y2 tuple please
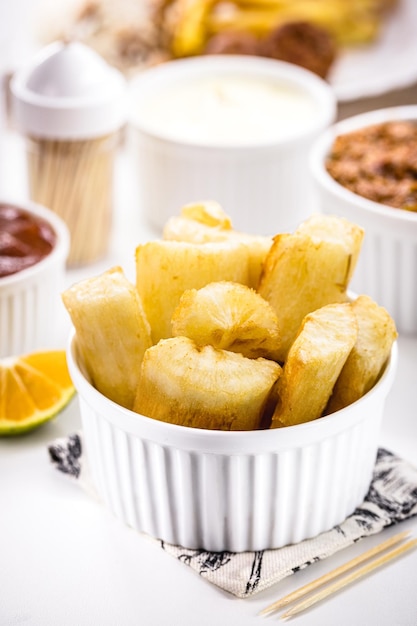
(48, 435, 417, 598)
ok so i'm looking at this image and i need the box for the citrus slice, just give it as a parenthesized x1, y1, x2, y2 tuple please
(0, 350, 75, 435)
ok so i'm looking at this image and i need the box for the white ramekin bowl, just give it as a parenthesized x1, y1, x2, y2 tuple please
(128, 55, 336, 236)
(0, 198, 69, 357)
(311, 106, 417, 335)
(67, 331, 397, 553)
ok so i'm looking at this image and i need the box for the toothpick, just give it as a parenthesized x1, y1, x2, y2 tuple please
(260, 530, 411, 617)
(281, 538, 417, 619)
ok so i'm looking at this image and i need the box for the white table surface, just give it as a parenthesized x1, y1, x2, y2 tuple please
(1, 97, 417, 626)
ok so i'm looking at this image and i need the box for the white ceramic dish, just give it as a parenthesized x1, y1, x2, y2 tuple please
(0, 198, 69, 357)
(311, 105, 417, 336)
(67, 331, 397, 553)
(128, 55, 336, 236)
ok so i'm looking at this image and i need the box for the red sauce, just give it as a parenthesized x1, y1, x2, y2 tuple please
(0, 204, 56, 278)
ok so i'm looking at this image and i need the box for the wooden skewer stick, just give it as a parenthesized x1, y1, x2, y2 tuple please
(259, 529, 411, 616)
(281, 537, 417, 620)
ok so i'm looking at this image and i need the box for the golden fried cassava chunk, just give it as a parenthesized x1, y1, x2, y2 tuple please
(62, 266, 151, 409)
(171, 280, 281, 359)
(163, 201, 272, 288)
(258, 214, 364, 361)
(163, 201, 232, 242)
(134, 336, 282, 430)
(177, 200, 233, 228)
(135, 239, 252, 343)
(271, 302, 357, 427)
(325, 295, 397, 413)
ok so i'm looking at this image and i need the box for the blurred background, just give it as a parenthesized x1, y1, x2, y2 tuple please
(1, 0, 416, 125)
(1, 0, 416, 240)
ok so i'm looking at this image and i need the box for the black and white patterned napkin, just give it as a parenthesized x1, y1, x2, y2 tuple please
(48, 435, 417, 598)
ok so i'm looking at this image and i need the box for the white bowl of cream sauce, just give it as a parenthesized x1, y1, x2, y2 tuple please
(128, 55, 336, 235)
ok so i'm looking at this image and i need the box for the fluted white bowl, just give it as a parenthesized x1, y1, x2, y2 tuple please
(67, 331, 397, 552)
(128, 55, 336, 236)
(0, 198, 69, 357)
(311, 106, 417, 335)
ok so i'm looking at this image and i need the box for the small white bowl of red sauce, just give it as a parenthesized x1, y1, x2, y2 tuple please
(310, 106, 417, 335)
(0, 198, 69, 357)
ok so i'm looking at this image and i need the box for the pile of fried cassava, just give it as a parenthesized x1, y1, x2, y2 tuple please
(63, 202, 397, 430)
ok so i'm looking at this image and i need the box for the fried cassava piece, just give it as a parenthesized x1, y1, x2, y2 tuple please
(171, 280, 282, 360)
(325, 295, 397, 414)
(163, 201, 272, 289)
(271, 302, 358, 428)
(135, 239, 253, 343)
(258, 214, 364, 362)
(62, 266, 152, 409)
(134, 336, 282, 430)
